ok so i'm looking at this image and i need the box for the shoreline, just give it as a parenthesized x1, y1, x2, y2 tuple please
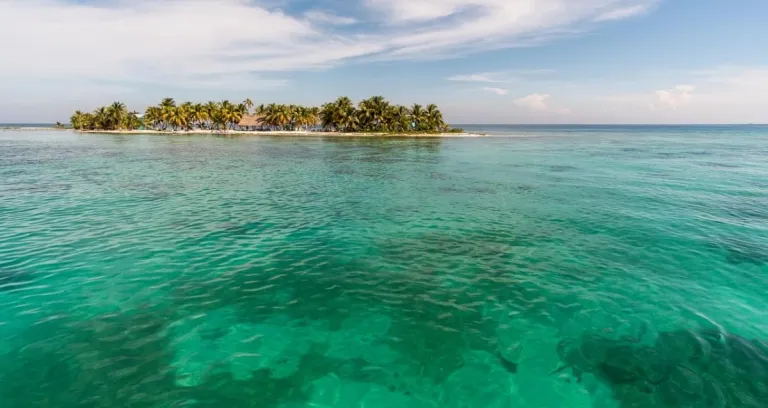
(74, 129, 485, 138)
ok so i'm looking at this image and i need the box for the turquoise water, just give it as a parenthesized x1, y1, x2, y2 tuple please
(1, 127, 767, 407)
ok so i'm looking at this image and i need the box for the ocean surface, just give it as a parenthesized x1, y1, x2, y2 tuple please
(0, 123, 56, 128)
(1, 126, 766, 407)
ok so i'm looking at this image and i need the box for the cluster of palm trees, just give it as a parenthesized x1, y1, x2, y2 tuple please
(252, 104, 320, 131)
(143, 98, 250, 131)
(319, 96, 446, 132)
(70, 96, 453, 133)
(70, 102, 141, 131)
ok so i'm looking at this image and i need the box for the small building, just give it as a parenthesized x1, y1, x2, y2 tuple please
(238, 114, 266, 130)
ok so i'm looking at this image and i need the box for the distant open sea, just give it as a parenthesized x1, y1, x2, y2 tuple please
(1, 126, 766, 407)
(0, 123, 56, 128)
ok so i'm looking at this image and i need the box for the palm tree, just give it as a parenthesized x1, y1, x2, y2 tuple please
(144, 106, 162, 130)
(190, 103, 209, 130)
(165, 105, 189, 131)
(335, 96, 353, 109)
(308, 107, 320, 130)
(70, 110, 86, 130)
(292, 106, 318, 130)
(387, 105, 411, 132)
(82, 113, 95, 130)
(292, 106, 305, 130)
(125, 111, 142, 130)
(215, 100, 243, 130)
(219, 100, 232, 129)
(230, 106, 244, 130)
(319, 102, 336, 130)
(93, 107, 109, 130)
(243, 98, 253, 115)
(107, 102, 127, 130)
(357, 96, 389, 131)
(262, 103, 276, 128)
(411, 104, 424, 131)
(339, 106, 359, 131)
(264, 104, 291, 130)
(204, 102, 225, 130)
(357, 99, 374, 131)
(425, 104, 445, 132)
(200, 101, 217, 129)
(320, 97, 357, 131)
(160, 98, 176, 109)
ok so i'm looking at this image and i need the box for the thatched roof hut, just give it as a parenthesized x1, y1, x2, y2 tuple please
(238, 114, 266, 128)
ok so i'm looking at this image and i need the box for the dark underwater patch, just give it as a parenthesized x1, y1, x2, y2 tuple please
(549, 165, 578, 173)
(719, 238, 768, 265)
(0, 268, 34, 292)
(497, 352, 519, 374)
(722, 201, 768, 222)
(554, 328, 768, 407)
(699, 162, 741, 168)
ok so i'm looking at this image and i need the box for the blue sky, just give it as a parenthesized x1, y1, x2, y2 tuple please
(1, 0, 767, 124)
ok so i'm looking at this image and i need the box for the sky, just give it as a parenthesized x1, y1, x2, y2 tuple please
(1, 0, 767, 124)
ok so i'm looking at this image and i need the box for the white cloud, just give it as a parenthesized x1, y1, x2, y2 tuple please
(369, 0, 658, 58)
(595, 3, 654, 21)
(448, 72, 505, 83)
(443, 66, 768, 124)
(513, 93, 571, 114)
(0, 0, 321, 84)
(365, 0, 468, 23)
(513, 93, 556, 112)
(654, 85, 695, 109)
(447, 69, 555, 83)
(515, 94, 551, 111)
(0, 0, 658, 87)
(574, 67, 768, 123)
(304, 10, 357, 25)
(482, 87, 509, 95)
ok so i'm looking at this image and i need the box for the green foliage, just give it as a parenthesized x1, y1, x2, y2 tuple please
(318, 97, 447, 133)
(70, 103, 143, 131)
(71, 96, 450, 133)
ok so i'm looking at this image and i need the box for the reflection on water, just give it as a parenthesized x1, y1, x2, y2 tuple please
(1, 128, 767, 407)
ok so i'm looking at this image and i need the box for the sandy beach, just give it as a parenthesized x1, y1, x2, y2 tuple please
(75, 129, 485, 137)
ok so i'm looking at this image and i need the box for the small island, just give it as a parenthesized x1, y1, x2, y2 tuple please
(69, 97, 479, 137)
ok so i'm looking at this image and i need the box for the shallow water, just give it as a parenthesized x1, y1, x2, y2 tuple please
(1, 127, 767, 407)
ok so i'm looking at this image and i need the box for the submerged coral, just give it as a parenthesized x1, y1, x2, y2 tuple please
(554, 328, 768, 407)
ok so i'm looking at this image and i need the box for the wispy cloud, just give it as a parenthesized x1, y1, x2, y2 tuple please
(447, 69, 556, 83)
(1, 0, 658, 91)
(595, 3, 655, 22)
(694, 67, 768, 89)
(365, 0, 658, 57)
(482, 87, 509, 95)
(448, 73, 506, 83)
(303, 10, 357, 25)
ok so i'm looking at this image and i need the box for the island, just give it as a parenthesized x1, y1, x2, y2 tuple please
(69, 97, 481, 137)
